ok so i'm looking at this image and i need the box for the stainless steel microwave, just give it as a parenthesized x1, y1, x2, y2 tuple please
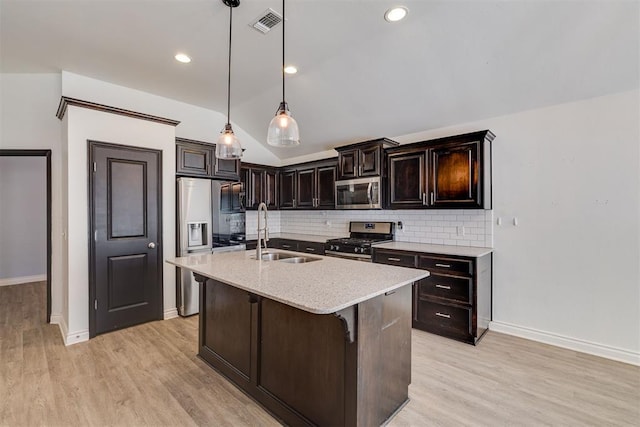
(335, 177, 382, 209)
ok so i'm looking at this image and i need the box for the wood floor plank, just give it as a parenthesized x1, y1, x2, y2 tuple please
(1, 282, 638, 426)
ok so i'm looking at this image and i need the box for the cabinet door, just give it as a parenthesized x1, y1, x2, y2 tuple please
(176, 142, 213, 177)
(240, 167, 252, 210)
(338, 149, 359, 180)
(249, 169, 264, 210)
(296, 168, 316, 209)
(359, 146, 381, 177)
(430, 142, 480, 208)
(264, 170, 278, 209)
(316, 165, 336, 209)
(388, 151, 427, 208)
(279, 170, 297, 209)
(213, 157, 240, 180)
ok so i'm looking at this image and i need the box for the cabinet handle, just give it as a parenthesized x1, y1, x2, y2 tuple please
(388, 257, 401, 262)
(282, 244, 292, 249)
(430, 192, 435, 205)
(293, 198, 296, 208)
(422, 193, 427, 205)
(359, 165, 363, 176)
(305, 247, 315, 252)
(435, 263, 451, 268)
(435, 312, 451, 319)
(435, 284, 451, 290)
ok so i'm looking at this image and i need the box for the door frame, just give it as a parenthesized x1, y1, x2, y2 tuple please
(0, 149, 52, 322)
(87, 140, 164, 337)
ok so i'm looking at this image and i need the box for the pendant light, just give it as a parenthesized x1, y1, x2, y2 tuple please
(267, 0, 300, 147)
(216, 0, 243, 159)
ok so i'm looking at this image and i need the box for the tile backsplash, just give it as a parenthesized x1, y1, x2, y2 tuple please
(246, 209, 493, 248)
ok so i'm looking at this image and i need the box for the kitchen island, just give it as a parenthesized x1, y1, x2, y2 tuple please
(168, 250, 429, 426)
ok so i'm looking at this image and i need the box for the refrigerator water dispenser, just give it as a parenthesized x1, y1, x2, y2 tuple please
(187, 222, 208, 248)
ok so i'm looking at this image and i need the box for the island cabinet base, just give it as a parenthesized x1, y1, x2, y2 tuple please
(196, 275, 412, 427)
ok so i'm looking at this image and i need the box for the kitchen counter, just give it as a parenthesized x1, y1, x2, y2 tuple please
(167, 249, 428, 314)
(375, 241, 493, 257)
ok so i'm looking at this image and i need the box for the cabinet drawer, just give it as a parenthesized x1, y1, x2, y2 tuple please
(417, 274, 472, 304)
(274, 239, 298, 251)
(298, 242, 325, 255)
(418, 255, 472, 275)
(414, 300, 472, 341)
(373, 251, 416, 268)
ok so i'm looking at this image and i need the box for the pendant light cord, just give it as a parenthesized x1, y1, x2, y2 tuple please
(227, 5, 233, 125)
(282, 0, 285, 103)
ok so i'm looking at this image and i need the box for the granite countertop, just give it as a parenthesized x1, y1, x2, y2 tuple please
(244, 232, 342, 243)
(167, 250, 428, 315)
(374, 241, 493, 258)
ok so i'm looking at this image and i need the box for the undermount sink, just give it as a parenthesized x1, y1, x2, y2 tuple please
(258, 252, 294, 261)
(279, 256, 321, 264)
(253, 252, 321, 264)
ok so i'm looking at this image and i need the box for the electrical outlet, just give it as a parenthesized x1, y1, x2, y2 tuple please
(457, 226, 465, 236)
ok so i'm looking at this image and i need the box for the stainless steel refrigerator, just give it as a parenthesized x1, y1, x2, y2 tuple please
(176, 177, 245, 316)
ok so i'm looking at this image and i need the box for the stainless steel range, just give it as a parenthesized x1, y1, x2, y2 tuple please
(325, 221, 395, 261)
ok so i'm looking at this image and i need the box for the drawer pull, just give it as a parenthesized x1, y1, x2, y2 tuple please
(282, 244, 291, 248)
(435, 284, 451, 290)
(435, 263, 451, 268)
(435, 312, 451, 319)
(305, 247, 316, 252)
(388, 257, 401, 262)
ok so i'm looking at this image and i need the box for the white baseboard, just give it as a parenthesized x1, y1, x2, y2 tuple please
(490, 321, 640, 366)
(164, 307, 179, 320)
(0, 274, 46, 287)
(50, 313, 89, 346)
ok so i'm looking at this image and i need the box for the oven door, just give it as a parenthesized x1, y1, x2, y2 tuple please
(335, 177, 382, 209)
(324, 250, 372, 262)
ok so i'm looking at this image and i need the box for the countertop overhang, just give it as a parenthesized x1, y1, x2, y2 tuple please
(167, 250, 429, 315)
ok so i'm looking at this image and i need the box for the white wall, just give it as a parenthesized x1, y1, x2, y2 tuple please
(61, 72, 281, 166)
(0, 73, 64, 313)
(0, 157, 47, 283)
(394, 90, 640, 364)
(61, 105, 177, 344)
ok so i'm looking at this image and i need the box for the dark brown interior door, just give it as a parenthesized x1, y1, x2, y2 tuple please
(90, 141, 163, 337)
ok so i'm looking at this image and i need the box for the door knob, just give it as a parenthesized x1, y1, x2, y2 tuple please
(148, 242, 156, 249)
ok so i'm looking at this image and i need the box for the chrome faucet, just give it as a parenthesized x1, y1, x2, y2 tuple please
(256, 202, 269, 259)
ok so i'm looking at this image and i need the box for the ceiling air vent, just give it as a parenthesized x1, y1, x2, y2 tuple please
(250, 8, 282, 34)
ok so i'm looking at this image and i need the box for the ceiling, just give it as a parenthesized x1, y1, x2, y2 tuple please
(1, 0, 638, 159)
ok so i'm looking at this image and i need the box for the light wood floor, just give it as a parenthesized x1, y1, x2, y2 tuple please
(1, 282, 638, 426)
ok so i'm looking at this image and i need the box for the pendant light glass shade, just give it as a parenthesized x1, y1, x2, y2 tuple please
(216, 0, 242, 160)
(216, 123, 243, 158)
(267, 0, 300, 147)
(267, 102, 300, 146)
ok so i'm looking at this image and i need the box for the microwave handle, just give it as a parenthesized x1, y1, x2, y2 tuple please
(367, 182, 373, 205)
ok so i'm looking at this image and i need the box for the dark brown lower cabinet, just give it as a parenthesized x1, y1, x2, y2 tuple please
(196, 275, 412, 426)
(373, 248, 492, 345)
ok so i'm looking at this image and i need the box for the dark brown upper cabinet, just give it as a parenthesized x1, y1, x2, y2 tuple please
(278, 169, 297, 209)
(278, 159, 337, 210)
(176, 137, 240, 180)
(296, 161, 337, 209)
(335, 138, 399, 180)
(386, 130, 494, 209)
(241, 164, 278, 210)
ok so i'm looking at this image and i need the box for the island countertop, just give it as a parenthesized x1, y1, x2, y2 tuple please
(167, 250, 429, 315)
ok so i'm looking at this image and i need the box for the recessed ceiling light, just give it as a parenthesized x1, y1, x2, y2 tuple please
(384, 6, 408, 23)
(284, 65, 297, 74)
(174, 53, 191, 63)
